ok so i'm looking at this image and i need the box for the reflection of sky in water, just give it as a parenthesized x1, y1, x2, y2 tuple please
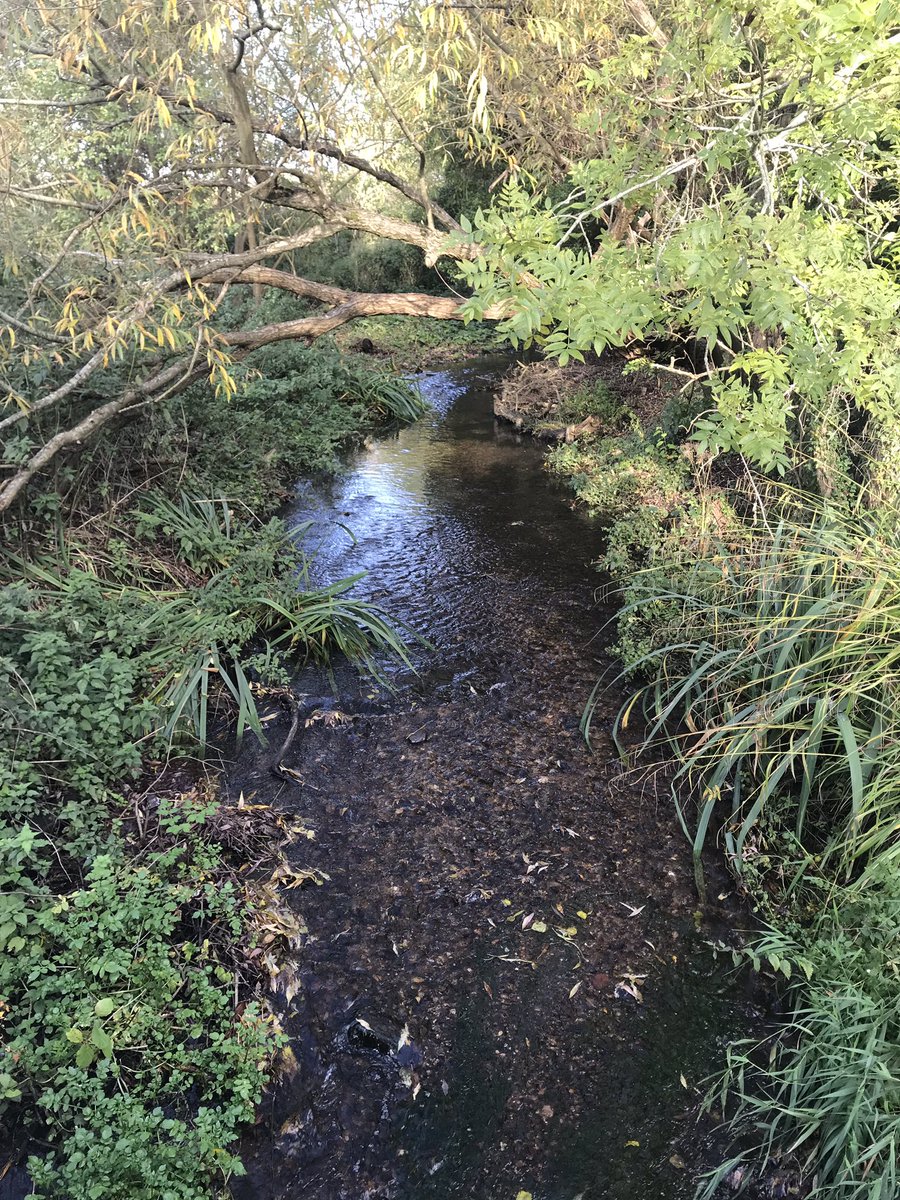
(282, 359, 599, 662)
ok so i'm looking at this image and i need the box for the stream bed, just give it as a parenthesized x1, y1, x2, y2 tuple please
(229, 358, 756, 1200)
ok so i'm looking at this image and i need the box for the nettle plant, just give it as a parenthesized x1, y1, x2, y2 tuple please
(454, 0, 900, 483)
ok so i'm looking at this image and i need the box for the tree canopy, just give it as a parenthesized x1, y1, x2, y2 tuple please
(2, 0, 900, 508)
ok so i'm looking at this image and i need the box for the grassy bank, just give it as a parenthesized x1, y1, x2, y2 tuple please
(0, 340, 424, 1197)
(537, 356, 900, 1198)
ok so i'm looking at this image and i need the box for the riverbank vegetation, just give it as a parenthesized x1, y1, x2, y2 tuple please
(3, 0, 900, 1196)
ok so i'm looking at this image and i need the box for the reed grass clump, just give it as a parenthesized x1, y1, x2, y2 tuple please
(0, 493, 413, 824)
(611, 495, 900, 894)
(592, 486, 900, 1200)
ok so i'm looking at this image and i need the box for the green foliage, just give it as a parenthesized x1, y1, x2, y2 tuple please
(337, 314, 509, 368)
(293, 231, 439, 294)
(705, 872, 900, 1200)
(0, 577, 155, 838)
(604, 484, 900, 1199)
(548, 432, 689, 519)
(2, 497, 413, 793)
(553, 377, 627, 427)
(456, 0, 900, 481)
(160, 339, 427, 511)
(0, 824, 278, 1200)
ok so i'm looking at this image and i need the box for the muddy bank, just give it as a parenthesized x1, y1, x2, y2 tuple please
(227, 359, 757, 1199)
(493, 355, 681, 441)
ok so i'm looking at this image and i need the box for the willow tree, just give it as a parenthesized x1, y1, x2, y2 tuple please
(0, 0, 510, 513)
(4, 1, 900, 507)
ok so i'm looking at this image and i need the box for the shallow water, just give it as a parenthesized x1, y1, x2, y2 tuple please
(230, 358, 754, 1200)
(282, 358, 608, 693)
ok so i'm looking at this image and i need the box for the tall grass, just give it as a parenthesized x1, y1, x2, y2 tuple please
(605, 496, 900, 896)
(350, 369, 429, 423)
(5, 494, 414, 753)
(593, 487, 900, 1200)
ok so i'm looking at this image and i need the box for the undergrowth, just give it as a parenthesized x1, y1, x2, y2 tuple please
(551, 380, 900, 1199)
(14, 336, 427, 524)
(335, 314, 509, 368)
(0, 497, 413, 1196)
(1, 817, 279, 1200)
(590, 484, 900, 1200)
(2, 354, 418, 1195)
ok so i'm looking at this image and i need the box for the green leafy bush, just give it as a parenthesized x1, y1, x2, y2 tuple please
(547, 432, 690, 520)
(177, 340, 427, 509)
(554, 377, 627, 427)
(0, 825, 278, 1200)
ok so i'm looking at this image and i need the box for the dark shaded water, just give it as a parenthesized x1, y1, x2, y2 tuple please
(230, 359, 754, 1200)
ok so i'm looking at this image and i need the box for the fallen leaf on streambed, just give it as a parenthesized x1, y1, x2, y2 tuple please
(614, 974, 645, 1003)
(515, 1192, 533, 1200)
(619, 902, 646, 917)
(625, 1140, 640, 1148)
(305, 709, 352, 729)
(530, 920, 548, 934)
(522, 912, 535, 930)
(569, 981, 582, 998)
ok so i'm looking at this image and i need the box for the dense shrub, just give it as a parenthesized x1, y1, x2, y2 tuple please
(1, 823, 278, 1200)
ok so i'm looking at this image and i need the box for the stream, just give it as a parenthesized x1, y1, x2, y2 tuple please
(230, 358, 755, 1200)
